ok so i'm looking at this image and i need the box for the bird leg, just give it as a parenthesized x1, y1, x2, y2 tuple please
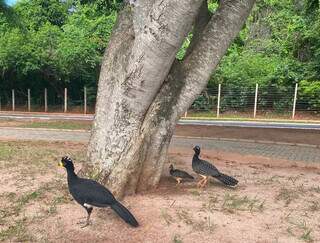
(78, 206, 93, 228)
(200, 176, 209, 188)
(197, 179, 204, 188)
(197, 175, 206, 188)
(198, 175, 208, 188)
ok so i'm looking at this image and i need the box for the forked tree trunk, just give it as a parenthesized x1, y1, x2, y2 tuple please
(86, 0, 256, 198)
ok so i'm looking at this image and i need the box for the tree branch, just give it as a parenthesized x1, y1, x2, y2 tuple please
(122, 0, 204, 116)
(141, 0, 256, 130)
(136, 0, 256, 191)
(185, 0, 212, 58)
(175, 0, 257, 116)
(133, 0, 156, 34)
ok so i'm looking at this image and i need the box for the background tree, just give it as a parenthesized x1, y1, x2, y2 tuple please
(86, 0, 256, 197)
(208, 0, 320, 112)
(0, 0, 116, 105)
(1, 0, 320, 111)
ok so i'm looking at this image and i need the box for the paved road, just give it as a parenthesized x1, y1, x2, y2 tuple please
(1, 127, 320, 164)
(179, 119, 320, 130)
(1, 112, 320, 130)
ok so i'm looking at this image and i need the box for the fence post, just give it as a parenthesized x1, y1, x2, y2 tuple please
(253, 83, 258, 118)
(292, 83, 298, 119)
(64, 88, 67, 113)
(27, 89, 31, 112)
(84, 86, 87, 114)
(12, 89, 15, 111)
(217, 84, 221, 118)
(44, 88, 48, 112)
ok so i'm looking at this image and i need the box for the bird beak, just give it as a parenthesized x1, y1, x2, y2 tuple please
(58, 161, 63, 167)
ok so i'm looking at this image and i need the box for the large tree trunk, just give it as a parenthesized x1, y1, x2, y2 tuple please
(86, 0, 256, 198)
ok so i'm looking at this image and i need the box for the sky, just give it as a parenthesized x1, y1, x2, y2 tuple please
(5, 0, 17, 6)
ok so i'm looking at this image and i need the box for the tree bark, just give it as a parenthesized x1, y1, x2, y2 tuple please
(86, 0, 256, 198)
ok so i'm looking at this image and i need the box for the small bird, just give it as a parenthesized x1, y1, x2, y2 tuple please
(59, 156, 139, 228)
(192, 146, 238, 188)
(169, 164, 194, 185)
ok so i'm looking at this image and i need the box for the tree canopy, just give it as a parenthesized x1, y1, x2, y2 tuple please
(0, 0, 117, 103)
(0, 0, 319, 108)
(208, 0, 320, 110)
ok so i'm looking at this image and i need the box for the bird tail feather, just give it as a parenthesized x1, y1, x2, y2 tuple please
(215, 173, 238, 186)
(111, 201, 139, 227)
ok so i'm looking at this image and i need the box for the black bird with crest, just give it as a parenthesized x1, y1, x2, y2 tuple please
(59, 156, 139, 228)
(192, 146, 238, 188)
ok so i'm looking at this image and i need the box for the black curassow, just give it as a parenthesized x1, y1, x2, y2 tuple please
(169, 164, 194, 185)
(192, 146, 238, 188)
(59, 156, 139, 228)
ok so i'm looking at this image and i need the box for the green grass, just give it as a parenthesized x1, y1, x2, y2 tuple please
(0, 141, 80, 241)
(275, 186, 307, 206)
(275, 187, 299, 206)
(176, 209, 193, 225)
(19, 121, 91, 130)
(0, 119, 91, 130)
(221, 194, 265, 213)
(182, 112, 320, 123)
(0, 144, 12, 160)
(173, 234, 183, 243)
(310, 186, 320, 193)
(0, 112, 319, 132)
(161, 209, 175, 226)
(0, 218, 32, 242)
(0, 189, 44, 241)
(0, 140, 87, 170)
(308, 201, 320, 212)
(287, 218, 314, 242)
(0, 140, 86, 241)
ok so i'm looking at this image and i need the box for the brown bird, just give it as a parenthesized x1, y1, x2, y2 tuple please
(169, 164, 194, 185)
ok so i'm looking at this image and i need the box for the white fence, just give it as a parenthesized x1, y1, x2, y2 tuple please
(0, 83, 320, 120)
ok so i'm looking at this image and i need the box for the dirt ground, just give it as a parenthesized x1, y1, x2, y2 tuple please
(0, 141, 319, 242)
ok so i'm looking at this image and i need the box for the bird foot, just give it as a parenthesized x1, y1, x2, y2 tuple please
(197, 179, 205, 188)
(200, 179, 208, 188)
(175, 178, 182, 186)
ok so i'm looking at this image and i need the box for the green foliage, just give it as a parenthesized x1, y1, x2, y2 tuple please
(0, 0, 16, 23)
(14, 0, 71, 28)
(299, 80, 320, 110)
(208, 0, 219, 13)
(0, 0, 116, 104)
(191, 93, 213, 110)
(0, 0, 320, 113)
(200, 0, 320, 113)
(176, 33, 192, 60)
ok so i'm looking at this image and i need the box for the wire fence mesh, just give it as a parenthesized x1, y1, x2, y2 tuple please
(0, 86, 96, 114)
(188, 84, 320, 120)
(0, 83, 319, 120)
